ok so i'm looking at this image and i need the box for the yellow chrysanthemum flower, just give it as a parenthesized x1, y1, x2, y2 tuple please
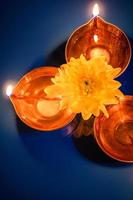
(45, 55, 124, 120)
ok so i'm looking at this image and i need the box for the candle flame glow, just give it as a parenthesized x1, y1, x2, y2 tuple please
(93, 4, 99, 17)
(94, 34, 99, 43)
(6, 85, 13, 96)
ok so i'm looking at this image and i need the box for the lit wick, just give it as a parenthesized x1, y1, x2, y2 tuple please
(92, 3, 99, 17)
(6, 85, 14, 97)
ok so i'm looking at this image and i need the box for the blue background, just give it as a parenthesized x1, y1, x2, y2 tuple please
(1, 0, 133, 199)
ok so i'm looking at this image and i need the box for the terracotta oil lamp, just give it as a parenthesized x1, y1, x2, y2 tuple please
(65, 4, 131, 77)
(94, 96, 133, 163)
(7, 67, 76, 131)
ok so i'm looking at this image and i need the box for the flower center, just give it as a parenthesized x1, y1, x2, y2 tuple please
(82, 79, 93, 95)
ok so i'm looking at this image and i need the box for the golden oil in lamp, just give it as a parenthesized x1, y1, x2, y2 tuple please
(65, 4, 131, 77)
(6, 67, 76, 131)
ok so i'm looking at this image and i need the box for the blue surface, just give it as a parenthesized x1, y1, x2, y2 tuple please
(1, 0, 133, 199)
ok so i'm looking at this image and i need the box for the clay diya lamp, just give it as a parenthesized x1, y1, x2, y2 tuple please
(9, 67, 76, 131)
(94, 96, 133, 163)
(65, 14, 131, 77)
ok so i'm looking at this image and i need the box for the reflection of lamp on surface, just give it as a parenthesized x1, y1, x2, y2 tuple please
(90, 34, 110, 63)
(65, 3, 131, 77)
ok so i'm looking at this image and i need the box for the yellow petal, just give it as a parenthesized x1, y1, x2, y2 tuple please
(100, 105, 109, 118)
(82, 111, 92, 120)
(115, 90, 124, 98)
(60, 97, 73, 110)
(109, 67, 121, 78)
(44, 85, 64, 98)
(101, 94, 119, 105)
(71, 101, 81, 113)
(108, 80, 122, 89)
(92, 107, 100, 117)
